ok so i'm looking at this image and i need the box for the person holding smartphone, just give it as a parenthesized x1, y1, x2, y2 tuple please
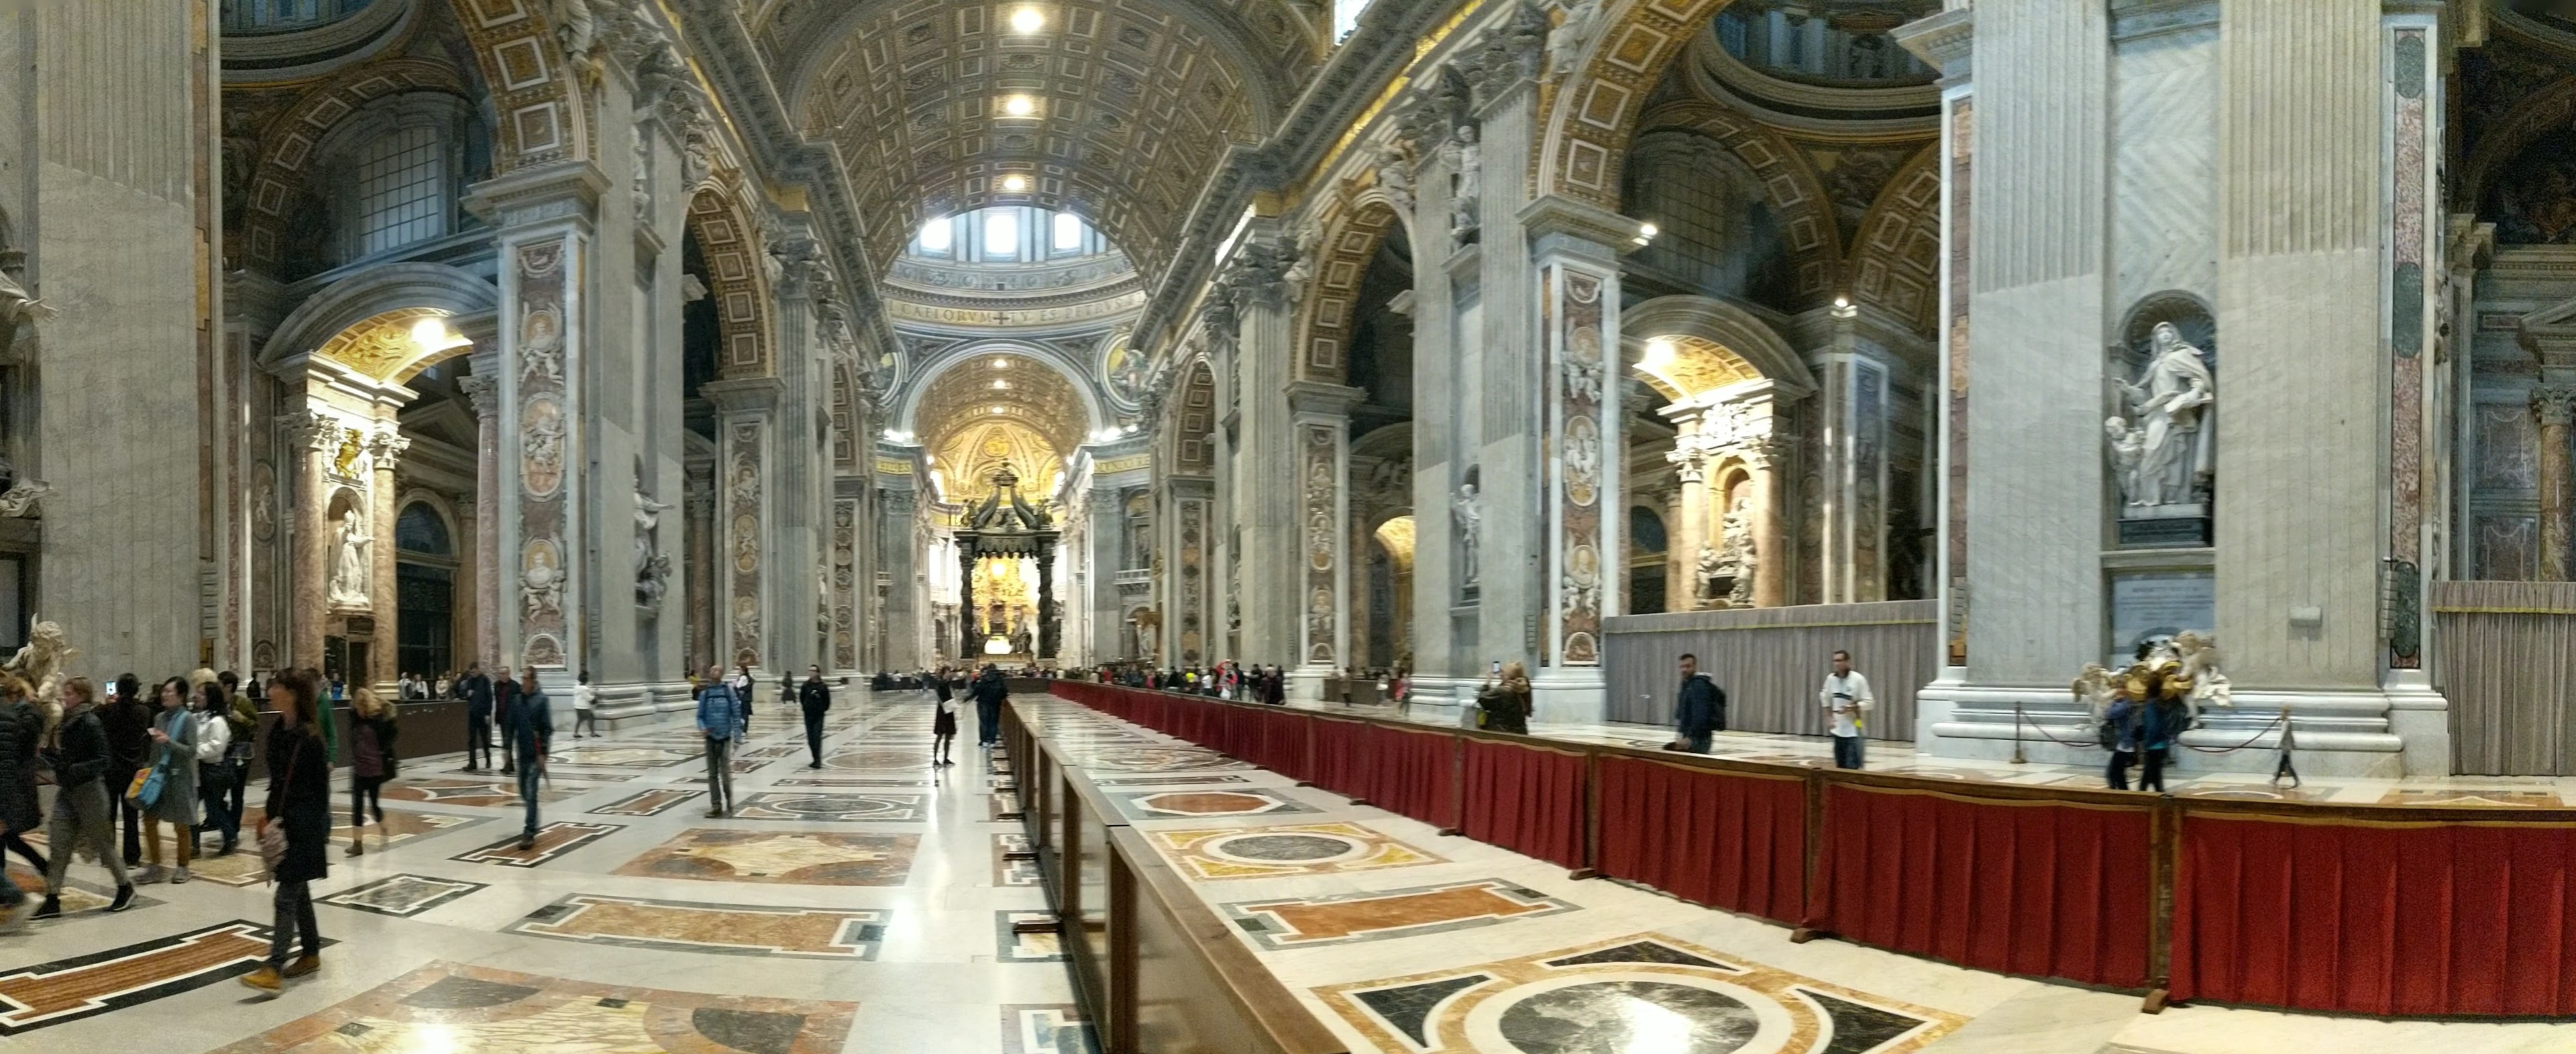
(1819, 649, 1872, 769)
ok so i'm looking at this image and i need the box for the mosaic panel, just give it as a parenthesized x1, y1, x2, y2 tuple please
(995, 910, 1064, 963)
(1001, 1004, 1099, 1054)
(588, 788, 706, 816)
(384, 777, 586, 808)
(1107, 788, 1320, 822)
(993, 833, 1041, 887)
(508, 894, 888, 959)
(319, 874, 488, 918)
(613, 829, 920, 886)
(1148, 822, 1444, 881)
(449, 821, 621, 868)
(729, 792, 928, 823)
(205, 961, 856, 1054)
(1222, 880, 1577, 951)
(1317, 933, 1965, 1054)
(0, 920, 329, 1035)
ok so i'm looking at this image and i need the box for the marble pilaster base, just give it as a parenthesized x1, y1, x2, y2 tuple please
(1529, 667, 1607, 725)
(592, 679, 711, 724)
(1287, 666, 1332, 703)
(1917, 677, 2438, 778)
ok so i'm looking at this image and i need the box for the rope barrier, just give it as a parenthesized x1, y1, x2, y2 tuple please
(2009, 703, 2290, 755)
(2180, 710, 2289, 754)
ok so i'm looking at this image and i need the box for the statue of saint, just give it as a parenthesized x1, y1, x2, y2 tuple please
(2114, 322, 2216, 510)
(1452, 481, 1483, 586)
(329, 509, 372, 608)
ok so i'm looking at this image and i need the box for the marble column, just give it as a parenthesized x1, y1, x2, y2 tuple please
(453, 496, 480, 671)
(1223, 237, 1298, 669)
(2536, 386, 2576, 581)
(284, 411, 337, 671)
(1667, 416, 1708, 611)
(877, 485, 920, 672)
(1523, 195, 1633, 721)
(1289, 382, 1364, 698)
(1747, 435, 1794, 609)
(460, 370, 502, 667)
(704, 378, 783, 674)
(683, 467, 715, 670)
(1400, 99, 1462, 715)
(366, 427, 410, 691)
(1662, 485, 1688, 613)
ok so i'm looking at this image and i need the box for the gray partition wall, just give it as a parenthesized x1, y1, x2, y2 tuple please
(1603, 601, 1939, 741)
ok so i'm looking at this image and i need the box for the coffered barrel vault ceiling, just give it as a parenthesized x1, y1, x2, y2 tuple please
(751, 0, 1325, 284)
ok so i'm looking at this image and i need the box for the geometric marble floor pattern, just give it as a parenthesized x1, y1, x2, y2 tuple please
(0, 687, 1087, 1053)
(1006, 695, 2576, 1054)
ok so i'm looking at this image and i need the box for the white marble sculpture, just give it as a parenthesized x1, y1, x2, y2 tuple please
(0, 270, 58, 329)
(1546, 0, 1602, 78)
(2070, 663, 2115, 720)
(2112, 322, 2216, 512)
(1448, 125, 1482, 243)
(1452, 481, 1483, 586)
(5, 616, 75, 709)
(1717, 500, 1755, 607)
(2169, 631, 2234, 712)
(328, 509, 372, 609)
(1376, 142, 1415, 214)
(0, 478, 53, 519)
(635, 486, 675, 613)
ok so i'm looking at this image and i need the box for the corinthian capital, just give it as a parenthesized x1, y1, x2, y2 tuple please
(2538, 384, 2576, 428)
(458, 373, 500, 419)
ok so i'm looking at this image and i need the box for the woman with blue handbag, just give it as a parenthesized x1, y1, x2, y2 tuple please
(135, 676, 199, 884)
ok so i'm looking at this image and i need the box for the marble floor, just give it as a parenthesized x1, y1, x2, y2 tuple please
(0, 692, 1091, 1053)
(1008, 695, 2576, 1054)
(6, 690, 2567, 1054)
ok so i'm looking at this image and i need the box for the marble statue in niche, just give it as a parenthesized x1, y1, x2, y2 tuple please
(2107, 322, 2215, 513)
(1547, 0, 1602, 78)
(1452, 480, 1483, 589)
(1375, 140, 1415, 215)
(1446, 125, 1482, 246)
(1717, 490, 1756, 608)
(329, 509, 372, 609)
(635, 471, 675, 615)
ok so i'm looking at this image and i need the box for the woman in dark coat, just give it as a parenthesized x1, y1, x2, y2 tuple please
(1477, 662, 1534, 735)
(0, 676, 44, 874)
(241, 670, 330, 994)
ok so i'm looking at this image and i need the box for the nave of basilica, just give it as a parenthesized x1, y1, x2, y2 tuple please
(10, 1, 2576, 1052)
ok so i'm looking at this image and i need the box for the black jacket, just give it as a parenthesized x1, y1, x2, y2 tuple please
(932, 677, 953, 702)
(101, 698, 152, 773)
(1676, 674, 1726, 735)
(265, 721, 333, 882)
(494, 678, 522, 727)
(970, 673, 1009, 707)
(462, 673, 494, 718)
(0, 700, 42, 831)
(49, 701, 111, 790)
(799, 678, 830, 713)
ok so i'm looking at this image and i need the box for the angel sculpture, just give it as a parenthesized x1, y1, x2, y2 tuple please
(2169, 631, 2233, 712)
(4, 617, 75, 725)
(2069, 662, 2115, 721)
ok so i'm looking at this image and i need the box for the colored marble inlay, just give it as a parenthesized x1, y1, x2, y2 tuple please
(996, 910, 1064, 963)
(204, 961, 856, 1054)
(1088, 773, 1253, 787)
(450, 821, 621, 867)
(729, 792, 927, 823)
(994, 832, 1041, 887)
(1110, 788, 1318, 821)
(28, 808, 479, 888)
(822, 747, 939, 772)
(1149, 822, 1444, 881)
(3, 870, 143, 916)
(384, 777, 586, 808)
(1001, 1004, 1099, 1054)
(590, 787, 707, 816)
(1223, 880, 1577, 951)
(508, 894, 888, 959)
(0, 920, 321, 1035)
(1317, 933, 1964, 1054)
(549, 745, 705, 768)
(319, 874, 488, 918)
(2377, 788, 2563, 808)
(614, 829, 920, 886)
(1067, 745, 1243, 772)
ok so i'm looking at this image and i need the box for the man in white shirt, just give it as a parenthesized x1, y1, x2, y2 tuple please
(1819, 649, 1872, 770)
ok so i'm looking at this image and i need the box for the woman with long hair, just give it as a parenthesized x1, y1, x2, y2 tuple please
(188, 679, 234, 859)
(241, 670, 329, 993)
(1477, 661, 1534, 735)
(345, 686, 398, 855)
(136, 676, 200, 884)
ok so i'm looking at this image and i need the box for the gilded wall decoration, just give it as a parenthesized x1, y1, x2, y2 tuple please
(2390, 26, 2432, 668)
(686, 189, 775, 380)
(728, 420, 765, 667)
(1549, 266, 1611, 666)
(1854, 359, 1886, 600)
(834, 500, 858, 670)
(514, 236, 572, 668)
(1179, 498, 1207, 664)
(1944, 97, 1972, 665)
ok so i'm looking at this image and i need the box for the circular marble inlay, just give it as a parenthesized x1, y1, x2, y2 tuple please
(1205, 833, 1364, 863)
(1495, 980, 1762, 1054)
(825, 748, 934, 771)
(1139, 792, 1277, 815)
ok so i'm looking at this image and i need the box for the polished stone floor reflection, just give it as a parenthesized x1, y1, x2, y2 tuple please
(0, 688, 1079, 1053)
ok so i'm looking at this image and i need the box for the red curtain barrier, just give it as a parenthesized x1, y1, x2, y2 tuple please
(1813, 784, 2154, 990)
(1463, 738, 1589, 869)
(2172, 813, 2576, 1016)
(1595, 756, 1806, 925)
(1307, 716, 1375, 802)
(1360, 723, 1460, 830)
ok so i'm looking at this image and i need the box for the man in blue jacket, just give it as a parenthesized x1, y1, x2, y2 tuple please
(1674, 653, 1726, 754)
(971, 665, 1008, 748)
(505, 667, 554, 850)
(696, 664, 745, 816)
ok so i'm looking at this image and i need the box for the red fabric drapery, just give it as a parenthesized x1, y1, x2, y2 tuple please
(1358, 723, 1459, 829)
(1306, 717, 1374, 801)
(1813, 784, 2153, 989)
(1595, 757, 1807, 924)
(1462, 738, 1588, 869)
(2171, 814, 2576, 1015)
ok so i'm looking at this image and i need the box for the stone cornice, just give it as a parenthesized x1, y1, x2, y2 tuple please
(1521, 193, 1646, 256)
(1892, 8, 1973, 81)
(462, 161, 610, 233)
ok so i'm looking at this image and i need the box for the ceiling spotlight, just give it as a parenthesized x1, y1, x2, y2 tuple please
(1642, 337, 1677, 370)
(991, 358, 1010, 369)
(1010, 6, 1044, 34)
(991, 379, 1012, 390)
(1633, 222, 1659, 248)
(409, 317, 469, 353)
(990, 405, 1006, 415)
(1000, 174, 1030, 193)
(1002, 95, 1036, 117)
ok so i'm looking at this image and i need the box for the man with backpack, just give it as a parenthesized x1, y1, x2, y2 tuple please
(1674, 653, 1726, 753)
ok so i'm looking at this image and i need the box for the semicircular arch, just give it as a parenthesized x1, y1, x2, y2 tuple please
(240, 58, 470, 273)
(1537, 0, 1737, 208)
(895, 338, 1111, 442)
(688, 187, 777, 379)
(1622, 294, 1813, 401)
(1293, 195, 1406, 384)
(262, 262, 499, 376)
